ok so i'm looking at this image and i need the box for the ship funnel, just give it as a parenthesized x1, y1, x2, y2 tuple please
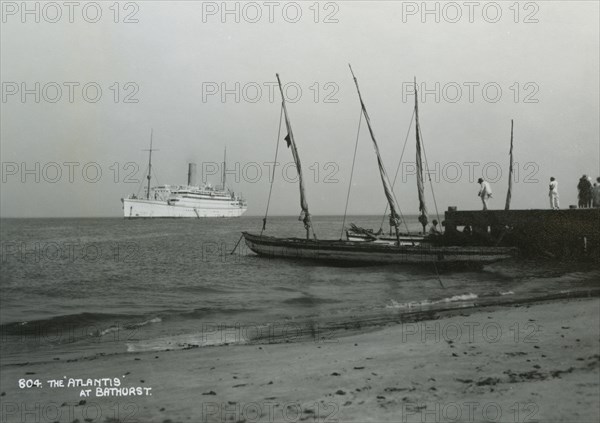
(188, 163, 197, 186)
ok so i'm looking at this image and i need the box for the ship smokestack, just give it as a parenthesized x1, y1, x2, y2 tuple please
(188, 163, 197, 186)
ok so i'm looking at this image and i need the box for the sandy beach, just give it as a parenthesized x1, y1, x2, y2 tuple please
(1, 297, 598, 423)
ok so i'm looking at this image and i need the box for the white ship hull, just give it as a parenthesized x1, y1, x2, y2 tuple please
(123, 198, 247, 218)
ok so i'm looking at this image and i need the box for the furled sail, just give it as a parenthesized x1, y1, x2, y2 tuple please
(276, 74, 314, 239)
(349, 65, 401, 232)
(505, 120, 514, 210)
(414, 81, 428, 232)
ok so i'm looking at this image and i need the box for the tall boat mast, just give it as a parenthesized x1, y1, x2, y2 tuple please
(276, 73, 314, 240)
(222, 146, 227, 190)
(349, 64, 401, 244)
(505, 120, 514, 210)
(144, 129, 154, 200)
(414, 79, 429, 234)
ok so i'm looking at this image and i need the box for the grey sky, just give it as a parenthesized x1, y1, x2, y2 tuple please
(1, 0, 599, 217)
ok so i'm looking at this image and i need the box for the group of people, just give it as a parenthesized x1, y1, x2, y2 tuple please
(474, 175, 600, 210)
(546, 175, 600, 209)
(576, 175, 600, 208)
(424, 175, 598, 236)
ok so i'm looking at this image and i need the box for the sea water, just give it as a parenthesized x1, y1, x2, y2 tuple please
(1, 216, 598, 364)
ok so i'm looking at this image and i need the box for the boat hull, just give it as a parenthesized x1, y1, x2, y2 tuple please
(242, 232, 515, 265)
(123, 198, 247, 218)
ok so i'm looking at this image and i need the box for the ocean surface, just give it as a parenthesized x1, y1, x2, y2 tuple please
(1, 216, 599, 364)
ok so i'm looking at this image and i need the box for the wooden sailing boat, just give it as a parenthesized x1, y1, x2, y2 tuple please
(346, 76, 432, 244)
(241, 70, 516, 265)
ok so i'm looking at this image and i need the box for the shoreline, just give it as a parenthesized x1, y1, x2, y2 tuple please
(3, 288, 599, 366)
(1, 296, 598, 422)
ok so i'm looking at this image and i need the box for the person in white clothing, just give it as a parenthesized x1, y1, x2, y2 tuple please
(549, 177, 559, 209)
(593, 177, 600, 208)
(477, 178, 492, 210)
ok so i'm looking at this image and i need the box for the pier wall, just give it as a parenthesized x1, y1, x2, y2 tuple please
(443, 208, 600, 261)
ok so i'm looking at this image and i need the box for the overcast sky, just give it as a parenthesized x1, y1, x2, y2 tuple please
(1, 0, 599, 217)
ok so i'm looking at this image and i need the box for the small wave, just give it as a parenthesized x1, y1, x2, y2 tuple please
(1, 307, 259, 336)
(99, 317, 162, 337)
(99, 325, 120, 337)
(0, 312, 166, 339)
(386, 293, 478, 310)
(123, 317, 162, 330)
(0, 312, 136, 336)
(387, 299, 432, 309)
(500, 291, 515, 296)
(441, 293, 478, 303)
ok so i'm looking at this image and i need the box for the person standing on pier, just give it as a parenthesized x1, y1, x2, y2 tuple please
(593, 177, 600, 208)
(577, 175, 593, 208)
(477, 178, 492, 210)
(549, 177, 559, 209)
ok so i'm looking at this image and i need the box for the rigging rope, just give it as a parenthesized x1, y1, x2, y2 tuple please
(261, 104, 284, 236)
(134, 165, 162, 199)
(134, 165, 148, 197)
(433, 260, 445, 288)
(379, 108, 416, 232)
(152, 167, 161, 189)
(340, 108, 363, 239)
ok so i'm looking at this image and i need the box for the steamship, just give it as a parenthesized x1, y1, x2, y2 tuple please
(121, 139, 247, 218)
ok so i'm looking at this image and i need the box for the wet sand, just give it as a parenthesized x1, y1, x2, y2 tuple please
(1, 297, 598, 422)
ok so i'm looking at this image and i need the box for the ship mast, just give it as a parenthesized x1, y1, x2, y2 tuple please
(222, 146, 227, 190)
(144, 129, 154, 200)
